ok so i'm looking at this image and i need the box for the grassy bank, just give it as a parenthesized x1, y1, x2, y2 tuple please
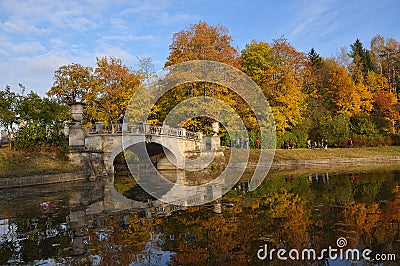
(2, 145, 400, 178)
(253, 146, 400, 162)
(0, 146, 76, 177)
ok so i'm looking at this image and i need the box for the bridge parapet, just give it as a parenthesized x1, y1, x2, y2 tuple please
(86, 122, 201, 140)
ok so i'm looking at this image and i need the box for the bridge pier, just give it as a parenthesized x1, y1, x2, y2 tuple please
(68, 103, 107, 179)
(68, 102, 86, 167)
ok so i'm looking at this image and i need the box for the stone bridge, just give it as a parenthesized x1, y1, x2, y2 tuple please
(84, 126, 203, 173)
(67, 103, 220, 178)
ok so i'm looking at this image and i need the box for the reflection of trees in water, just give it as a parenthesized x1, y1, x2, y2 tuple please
(0, 195, 74, 264)
(153, 172, 399, 265)
(1, 171, 399, 265)
(82, 212, 164, 266)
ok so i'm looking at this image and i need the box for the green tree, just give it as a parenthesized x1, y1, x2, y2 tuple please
(308, 48, 322, 68)
(349, 38, 375, 80)
(350, 113, 378, 136)
(0, 86, 20, 149)
(319, 114, 351, 147)
(14, 92, 69, 151)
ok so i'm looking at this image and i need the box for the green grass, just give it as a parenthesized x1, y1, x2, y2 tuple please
(223, 146, 400, 163)
(266, 146, 400, 162)
(0, 145, 76, 177)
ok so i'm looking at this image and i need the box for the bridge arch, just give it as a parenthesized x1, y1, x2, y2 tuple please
(111, 141, 178, 171)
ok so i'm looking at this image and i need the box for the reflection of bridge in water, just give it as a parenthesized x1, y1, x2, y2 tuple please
(0, 172, 230, 257)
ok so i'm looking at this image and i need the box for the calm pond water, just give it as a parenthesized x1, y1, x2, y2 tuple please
(0, 168, 399, 265)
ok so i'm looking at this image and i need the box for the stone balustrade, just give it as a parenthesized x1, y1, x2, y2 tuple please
(86, 122, 200, 140)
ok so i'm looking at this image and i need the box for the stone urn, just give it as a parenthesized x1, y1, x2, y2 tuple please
(69, 102, 85, 122)
(212, 122, 219, 136)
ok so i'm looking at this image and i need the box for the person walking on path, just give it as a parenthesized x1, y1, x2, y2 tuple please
(289, 140, 294, 149)
(255, 139, 260, 149)
(307, 139, 311, 149)
(348, 138, 353, 148)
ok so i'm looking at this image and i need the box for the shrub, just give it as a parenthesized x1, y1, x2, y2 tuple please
(352, 134, 392, 147)
(350, 113, 378, 136)
(14, 123, 68, 154)
(276, 128, 308, 149)
(319, 114, 351, 147)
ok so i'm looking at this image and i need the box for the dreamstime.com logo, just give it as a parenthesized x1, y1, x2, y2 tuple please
(257, 237, 397, 262)
(122, 60, 276, 206)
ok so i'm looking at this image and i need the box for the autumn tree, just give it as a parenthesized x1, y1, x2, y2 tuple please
(48, 63, 92, 103)
(241, 39, 306, 132)
(370, 34, 386, 71)
(165, 21, 240, 68)
(156, 22, 249, 132)
(299, 48, 327, 140)
(371, 36, 400, 96)
(322, 59, 361, 116)
(86, 57, 142, 124)
(373, 88, 399, 132)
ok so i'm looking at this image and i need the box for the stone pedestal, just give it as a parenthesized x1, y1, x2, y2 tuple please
(69, 123, 85, 148)
(95, 122, 103, 134)
(211, 122, 220, 150)
(211, 135, 220, 150)
(122, 123, 129, 133)
(68, 102, 87, 170)
(68, 102, 86, 148)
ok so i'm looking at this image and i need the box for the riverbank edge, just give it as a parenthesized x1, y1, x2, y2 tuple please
(2, 155, 400, 189)
(269, 156, 400, 170)
(0, 171, 87, 189)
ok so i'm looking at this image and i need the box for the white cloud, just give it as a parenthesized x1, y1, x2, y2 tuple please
(0, 54, 72, 95)
(120, 0, 172, 15)
(0, 16, 46, 35)
(94, 47, 137, 63)
(102, 34, 155, 42)
(289, 0, 348, 42)
(0, 0, 99, 35)
(157, 12, 193, 26)
(0, 38, 46, 57)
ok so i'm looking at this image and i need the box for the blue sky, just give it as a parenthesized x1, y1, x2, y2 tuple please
(0, 0, 399, 96)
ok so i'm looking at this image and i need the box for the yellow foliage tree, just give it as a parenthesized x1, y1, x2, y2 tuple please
(324, 60, 361, 116)
(155, 22, 254, 132)
(48, 63, 92, 103)
(86, 57, 142, 124)
(241, 39, 306, 132)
